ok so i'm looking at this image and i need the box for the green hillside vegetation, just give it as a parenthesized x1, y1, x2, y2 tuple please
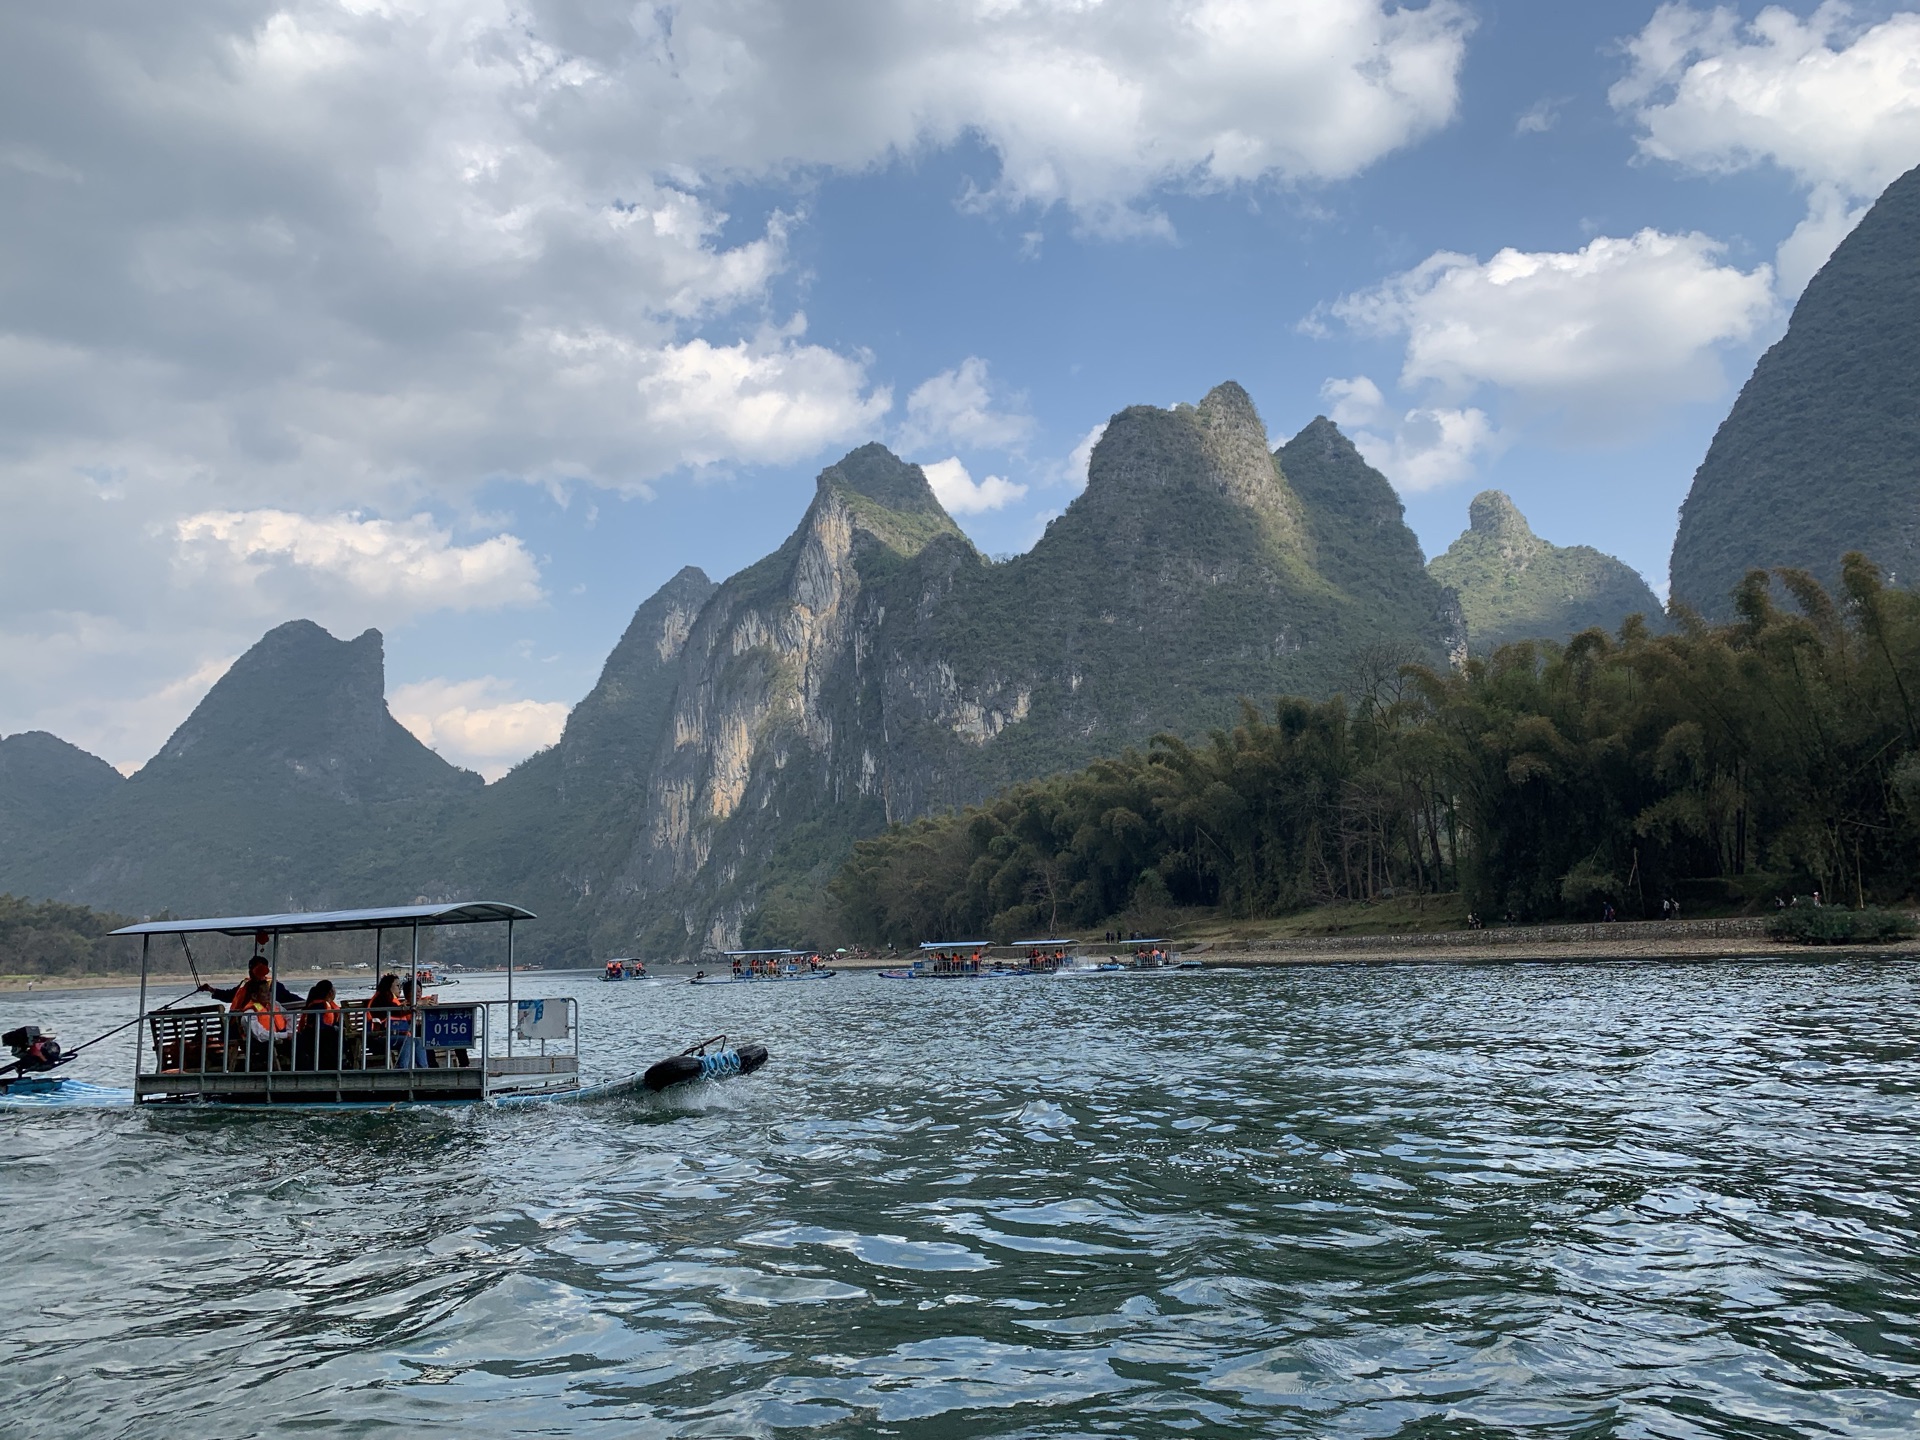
(4, 622, 481, 918)
(0, 894, 136, 976)
(0, 396, 1478, 958)
(0, 731, 124, 852)
(1670, 161, 1920, 617)
(1432, 491, 1664, 652)
(832, 555, 1920, 944)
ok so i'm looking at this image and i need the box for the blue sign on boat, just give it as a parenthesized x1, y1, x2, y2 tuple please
(423, 1007, 476, 1048)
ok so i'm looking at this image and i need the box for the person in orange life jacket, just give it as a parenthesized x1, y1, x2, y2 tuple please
(231, 976, 290, 1069)
(204, 954, 302, 1009)
(295, 979, 342, 1070)
(389, 976, 432, 1069)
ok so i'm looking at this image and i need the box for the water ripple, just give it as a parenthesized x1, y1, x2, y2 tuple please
(4, 959, 1920, 1436)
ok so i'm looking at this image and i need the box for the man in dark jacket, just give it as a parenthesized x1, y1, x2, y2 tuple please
(203, 955, 303, 1009)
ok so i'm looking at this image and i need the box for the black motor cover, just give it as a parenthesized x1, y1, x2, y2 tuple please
(641, 1043, 771, 1092)
(642, 1054, 704, 1092)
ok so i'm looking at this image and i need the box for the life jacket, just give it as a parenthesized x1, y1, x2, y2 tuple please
(302, 998, 341, 1029)
(240, 998, 289, 1038)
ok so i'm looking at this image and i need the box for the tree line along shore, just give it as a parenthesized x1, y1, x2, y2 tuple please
(819, 560, 1920, 951)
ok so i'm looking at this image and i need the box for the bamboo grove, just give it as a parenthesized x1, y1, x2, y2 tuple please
(829, 558, 1920, 943)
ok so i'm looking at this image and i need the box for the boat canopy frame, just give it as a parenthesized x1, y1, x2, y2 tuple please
(110, 901, 534, 939)
(114, 900, 551, 1105)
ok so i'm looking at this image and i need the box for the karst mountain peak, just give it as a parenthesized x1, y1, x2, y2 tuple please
(1, 385, 1470, 952)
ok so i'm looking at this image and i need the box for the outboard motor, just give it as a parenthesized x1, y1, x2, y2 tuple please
(3, 1025, 64, 1072)
(643, 1035, 769, 1092)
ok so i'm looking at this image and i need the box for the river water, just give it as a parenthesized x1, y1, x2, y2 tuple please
(3, 959, 1918, 1438)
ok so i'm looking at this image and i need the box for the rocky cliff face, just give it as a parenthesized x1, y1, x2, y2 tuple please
(492, 383, 1466, 956)
(1670, 162, 1920, 617)
(1431, 492, 1664, 652)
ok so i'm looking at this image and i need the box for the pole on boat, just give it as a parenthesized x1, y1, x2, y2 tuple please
(410, 922, 420, 1093)
(268, 930, 279, 1103)
(505, 917, 514, 1061)
(132, 934, 150, 1097)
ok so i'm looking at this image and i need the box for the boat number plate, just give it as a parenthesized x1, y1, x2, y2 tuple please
(423, 1007, 477, 1048)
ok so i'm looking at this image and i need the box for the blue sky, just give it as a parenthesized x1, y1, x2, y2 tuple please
(5, 1, 1919, 775)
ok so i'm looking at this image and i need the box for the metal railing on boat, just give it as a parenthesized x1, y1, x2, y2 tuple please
(133, 997, 580, 1105)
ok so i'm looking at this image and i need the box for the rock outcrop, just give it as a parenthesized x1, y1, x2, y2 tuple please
(1431, 492, 1664, 652)
(1670, 161, 1920, 616)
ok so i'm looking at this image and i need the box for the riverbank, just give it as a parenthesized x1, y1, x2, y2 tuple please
(1196, 935, 1920, 966)
(9, 923, 1916, 994)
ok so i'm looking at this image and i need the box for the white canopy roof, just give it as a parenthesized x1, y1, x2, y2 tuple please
(110, 901, 534, 938)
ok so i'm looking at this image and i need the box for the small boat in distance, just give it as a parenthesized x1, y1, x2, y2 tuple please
(602, 957, 648, 981)
(691, 949, 837, 984)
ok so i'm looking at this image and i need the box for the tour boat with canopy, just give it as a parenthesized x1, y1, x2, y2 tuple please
(878, 942, 1022, 980)
(690, 949, 837, 984)
(108, 901, 648, 1106)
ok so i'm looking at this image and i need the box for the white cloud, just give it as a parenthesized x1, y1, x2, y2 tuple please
(899, 358, 1035, 456)
(1515, 98, 1563, 135)
(389, 677, 570, 782)
(921, 458, 1029, 516)
(1613, 2, 1920, 197)
(1319, 376, 1498, 492)
(0, 1, 1471, 760)
(1613, 3, 1920, 293)
(175, 510, 543, 611)
(1322, 375, 1392, 431)
(634, 328, 893, 471)
(1332, 230, 1776, 435)
(1775, 180, 1872, 295)
(625, 0, 1474, 233)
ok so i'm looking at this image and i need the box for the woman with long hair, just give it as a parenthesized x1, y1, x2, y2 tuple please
(295, 979, 342, 1071)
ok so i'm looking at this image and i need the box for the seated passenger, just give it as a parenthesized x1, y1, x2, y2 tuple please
(231, 977, 289, 1070)
(363, 974, 404, 1066)
(294, 979, 342, 1070)
(390, 977, 430, 1070)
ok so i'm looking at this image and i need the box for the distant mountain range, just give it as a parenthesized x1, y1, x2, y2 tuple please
(12, 143, 1920, 956)
(0, 386, 1485, 956)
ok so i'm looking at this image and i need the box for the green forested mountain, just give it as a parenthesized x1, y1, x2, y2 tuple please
(1432, 490, 1664, 652)
(3, 621, 480, 917)
(835, 557, 1920, 941)
(0, 385, 1464, 956)
(464, 385, 1463, 956)
(1670, 161, 1920, 617)
(0, 731, 123, 853)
